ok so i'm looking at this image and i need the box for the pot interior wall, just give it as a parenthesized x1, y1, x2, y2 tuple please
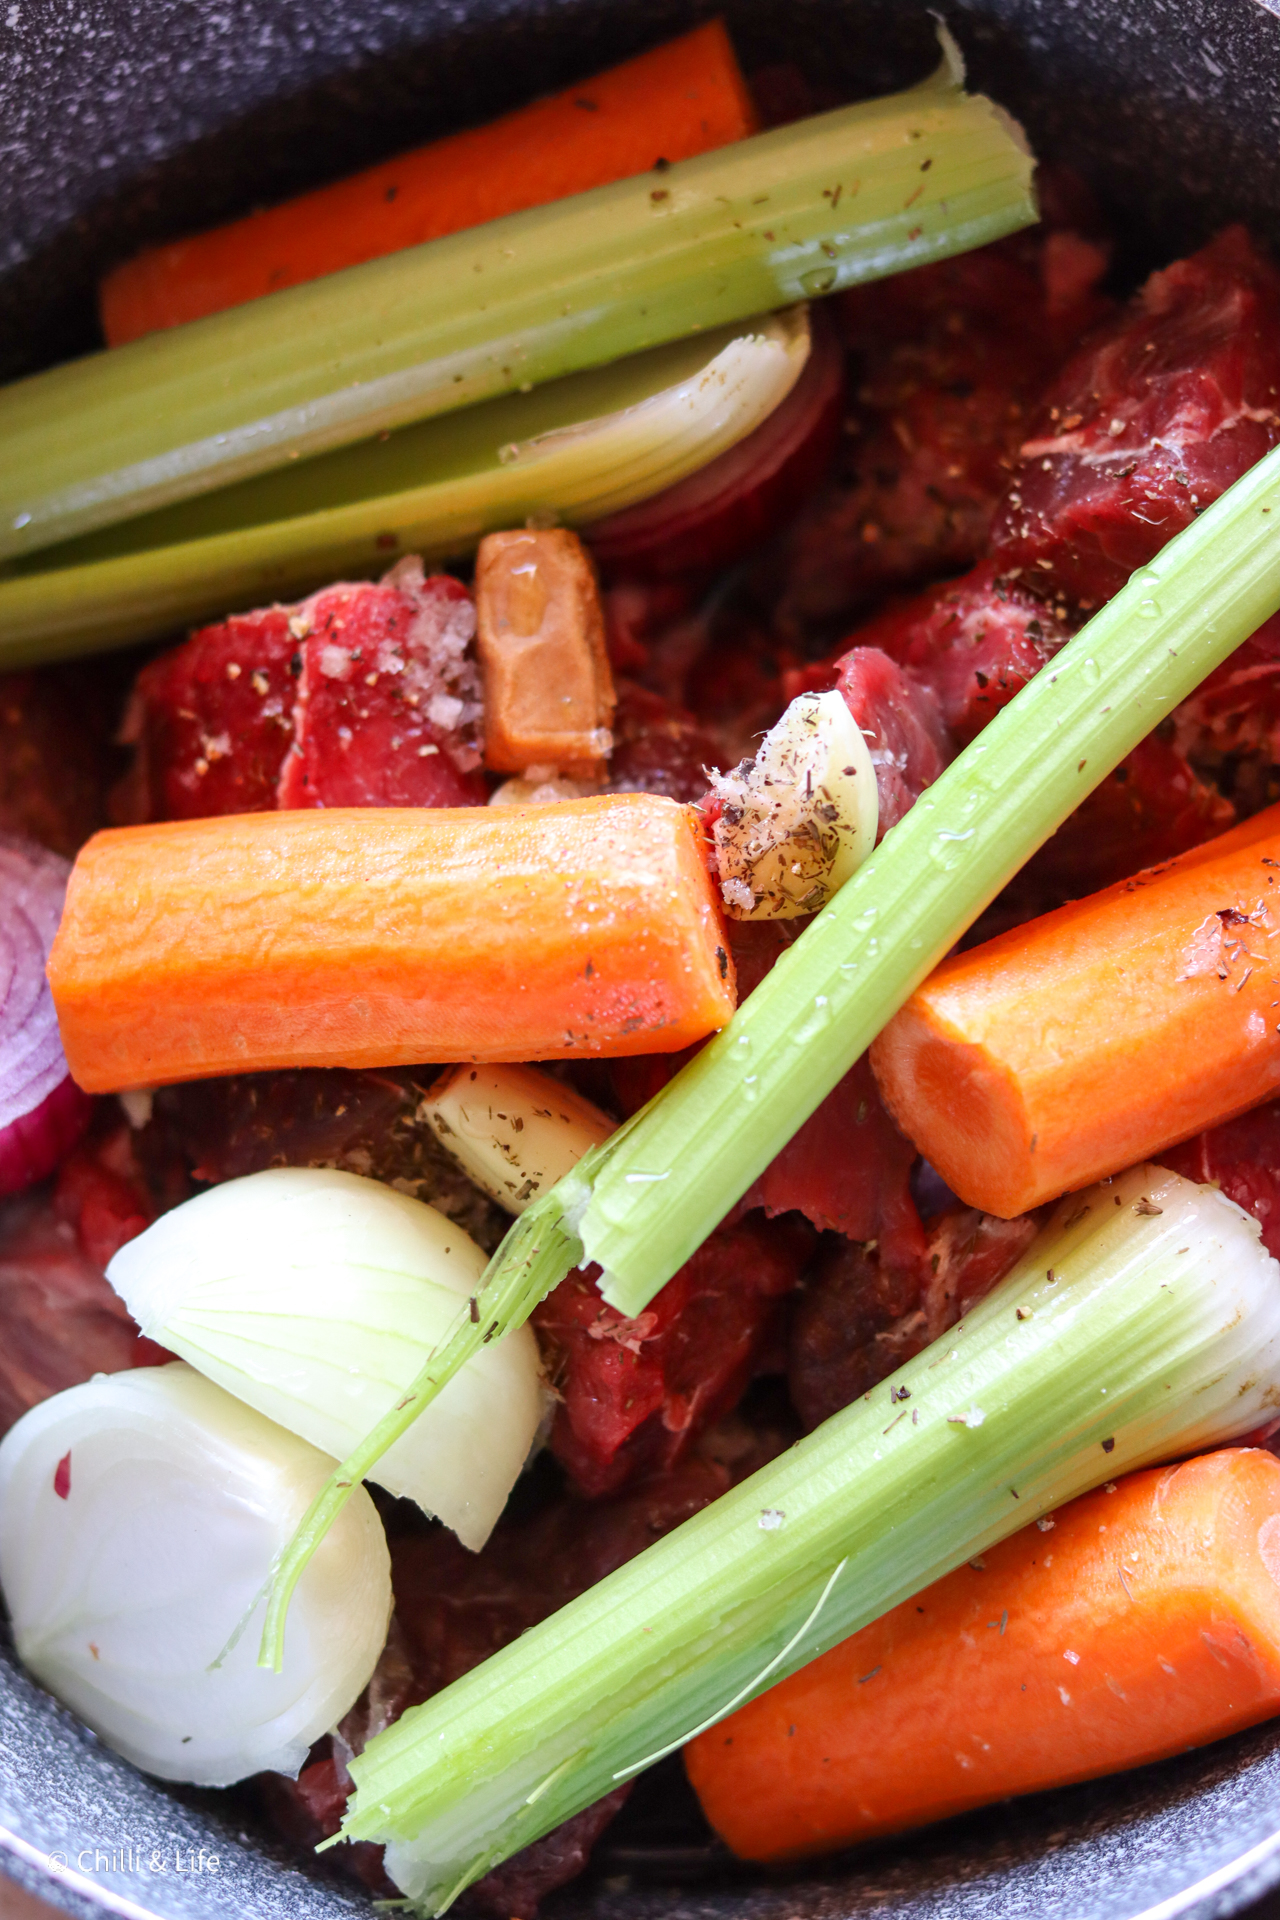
(4, 2, 1280, 1918)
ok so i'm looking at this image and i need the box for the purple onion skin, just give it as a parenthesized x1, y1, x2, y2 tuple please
(0, 834, 95, 1197)
(0, 1072, 93, 1197)
(582, 310, 845, 581)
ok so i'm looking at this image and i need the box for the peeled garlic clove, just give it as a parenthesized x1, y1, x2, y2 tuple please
(710, 689, 878, 919)
(107, 1166, 542, 1551)
(422, 1063, 614, 1212)
(0, 1363, 390, 1786)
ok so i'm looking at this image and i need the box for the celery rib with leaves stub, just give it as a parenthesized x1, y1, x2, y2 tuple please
(0, 36, 1033, 565)
(254, 434, 1280, 1677)
(337, 1164, 1280, 1910)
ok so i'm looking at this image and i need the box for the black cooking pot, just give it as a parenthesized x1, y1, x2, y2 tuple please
(5, 2, 1280, 1915)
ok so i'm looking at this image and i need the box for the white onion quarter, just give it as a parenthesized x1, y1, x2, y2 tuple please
(0, 1363, 390, 1785)
(107, 1166, 544, 1550)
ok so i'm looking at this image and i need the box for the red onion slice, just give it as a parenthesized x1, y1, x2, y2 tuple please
(581, 310, 845, 581)
(0, 836, 91, 1196)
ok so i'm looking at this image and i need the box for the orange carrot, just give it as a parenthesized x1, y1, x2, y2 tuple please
(47, 795, 735, 1091)
(687, 1447, 1280, 1861)
(869, 802, 1280, 1218)
(99, 22, 758, 346)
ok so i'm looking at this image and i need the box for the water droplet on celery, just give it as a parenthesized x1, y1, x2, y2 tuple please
(795, 996, 834, 1045)
(11, 513, 30, 530)
(1082, 658, 1101, 686)
(1137, 598, 1162, 620)
(927, 826, 975, 873)
(623, 1170, 670, 1185)
(742, 1074, 759, 1104)
(800, 266, 838, 296)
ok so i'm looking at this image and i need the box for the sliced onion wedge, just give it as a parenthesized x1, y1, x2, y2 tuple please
(0, 1362, 390, 1785)
(107, 1167, 543, 1550)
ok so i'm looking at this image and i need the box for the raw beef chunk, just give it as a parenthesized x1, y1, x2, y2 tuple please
(768, 213, 1112, 641)
(533, 1214, 809, 1497)
(1161, 1099, 1280, 1261)
(992, 227, 1280, 607)
(0, 1125, 167, 1436)
(788, 1205, 1039, 1431)
(116, 562, 484, 820)
(141, 1067, 508, 1251)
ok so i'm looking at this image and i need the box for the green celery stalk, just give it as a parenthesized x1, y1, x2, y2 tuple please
(338, 1163, 1280, 1909)
(0, 44, 1033, 565)
(0, 314, 805, 666)
(254, 434, 1280, 1674)
(584, 442, 1280, 1314)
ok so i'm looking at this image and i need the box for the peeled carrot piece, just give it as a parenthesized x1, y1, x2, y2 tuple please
(687, 1448, 1280, 1861)
(869, 802, 1280, 1217)
(48, 796, 734, 1091)
(99, 21, 758, 346)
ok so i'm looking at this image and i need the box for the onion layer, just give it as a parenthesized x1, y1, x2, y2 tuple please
(0, 1362, 391, 1785)
(581, 308, 844, 579)
(0, 835, 91, 1194)
(108, 1167, 545, 1550)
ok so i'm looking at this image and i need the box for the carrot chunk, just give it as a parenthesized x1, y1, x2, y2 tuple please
(48, 796, 735, 1091)
(686, 1448, 1280, 1860)
(869, 803, 1280, 1217)
(99, 21, 758, 345)
(475, 530, 616, 774)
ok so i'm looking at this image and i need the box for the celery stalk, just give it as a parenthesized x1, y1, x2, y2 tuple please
(0, 47, 1033, 565)
(256, 434, 1280, 1673)
(339, 1165, 1280, 1909)
(0, 313, 807, 666)
(585, 438, 1280, 1314)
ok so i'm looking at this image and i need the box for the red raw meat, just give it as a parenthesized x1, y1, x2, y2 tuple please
(992, 226, 1280, 607)
(53, 1125, 154, 1270)
(789, 579, 1227, 918)
(607, 679, 722, 805)
(604, 586, 800, 768)
(601, 580, 697, 677)
(831, 646, 951, 836)
(115, 606, 298, 821)
(0, 1125, 167, 1437)
(583, 309, 844, 582)
(1023, 732, 1235, 900)
(684, 613, 802, 765)
(1160, 1099, 1280, 1262)
(741, 1054, 927, 1271)
(1171, 608, 1280, 771)
(140, 1067, 507, 1251)
(768, 216, 1113, 641)
(788, 1203, 1039, 1431)
(263, 1753, 627, 1914)
(809, 560, 1074, 747)
(277, 567, 484, 808)
(0, 670, 109, 856)
(533, 1214, 808, 1497)
(116, 562, 484, 821)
